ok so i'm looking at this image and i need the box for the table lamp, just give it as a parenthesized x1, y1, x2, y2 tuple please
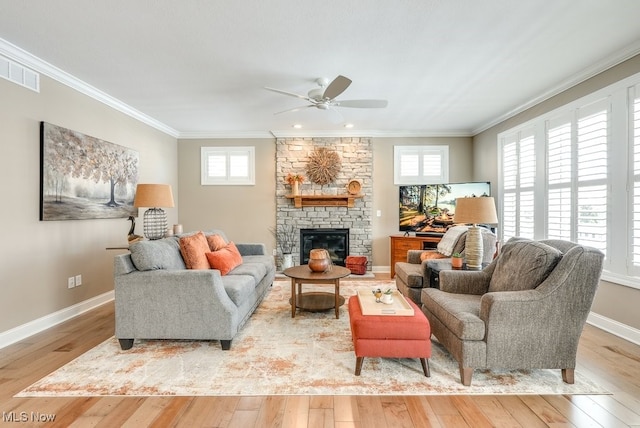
(453, 196, 498, 269)
(133, 184, 175, 240)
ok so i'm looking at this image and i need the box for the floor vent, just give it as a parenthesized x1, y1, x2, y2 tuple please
(0, 54, 39, 92)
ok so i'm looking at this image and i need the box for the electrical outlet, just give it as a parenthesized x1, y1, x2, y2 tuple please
(67, 277, 75, 289)
(272, 248, 277, 256)
(75, 274, 82, 286)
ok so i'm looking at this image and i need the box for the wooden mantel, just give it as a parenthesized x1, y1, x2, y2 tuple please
(285, 194, 363, 208)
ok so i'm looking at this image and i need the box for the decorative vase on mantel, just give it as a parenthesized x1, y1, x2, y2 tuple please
(292, 181, 299, 196)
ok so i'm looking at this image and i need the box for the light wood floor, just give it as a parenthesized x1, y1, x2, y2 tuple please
(1, 278, 640, 427)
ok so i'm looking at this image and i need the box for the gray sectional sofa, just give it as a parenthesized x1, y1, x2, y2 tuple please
(114, 230, 275, 350)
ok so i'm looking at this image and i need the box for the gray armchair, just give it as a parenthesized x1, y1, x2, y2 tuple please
(395, 227, 496, 305)
(421, 237, 604, 386)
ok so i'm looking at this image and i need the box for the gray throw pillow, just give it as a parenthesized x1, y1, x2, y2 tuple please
(488, 238, 562, 292)
(130, 237, 186, 271)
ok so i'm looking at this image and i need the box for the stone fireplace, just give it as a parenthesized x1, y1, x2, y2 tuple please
(275, 137, 372, 270)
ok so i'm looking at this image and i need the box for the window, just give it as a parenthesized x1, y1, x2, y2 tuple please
(499, 129, 535, 242)
(545, 100, 609, 254)
(394, 145, 449, 185)
(498, 73, 640, 289)
(631, 86, 640, 272)
(201, 146, 255, 185)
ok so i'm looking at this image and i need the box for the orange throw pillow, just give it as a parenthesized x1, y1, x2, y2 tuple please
(420, 251, 448, 262)
(206, 234, 227, 251)
(206, 242, 243, 275)
(179, 232, 211, 270)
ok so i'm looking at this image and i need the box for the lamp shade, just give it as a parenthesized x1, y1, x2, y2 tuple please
(453, 197, 498, 225)
(133, 184, 175, 208)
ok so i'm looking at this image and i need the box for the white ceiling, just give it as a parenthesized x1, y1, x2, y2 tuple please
(2, 1, 640, 138)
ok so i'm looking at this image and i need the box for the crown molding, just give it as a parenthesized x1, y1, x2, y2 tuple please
(267, 129, 473, 139)
(0, 38, 179, 138)
(8, 33, 635, 140)
(178, 129, 473, 140)
(472, 40, 640, 135)
(178, 131, 275, 140)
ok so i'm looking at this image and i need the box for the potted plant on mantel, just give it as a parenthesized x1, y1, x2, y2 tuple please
(270, 224, 296, 270)
(451, 252, 463, 269)
(285, 173, 305, 196)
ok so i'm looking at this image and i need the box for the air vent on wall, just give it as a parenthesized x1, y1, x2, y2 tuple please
(0, 54, 39, 92)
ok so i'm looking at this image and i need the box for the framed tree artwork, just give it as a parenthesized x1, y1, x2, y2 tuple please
(40, 122, 139, 221)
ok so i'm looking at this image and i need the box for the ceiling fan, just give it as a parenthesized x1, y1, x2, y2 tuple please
(264, 75, 388, 115)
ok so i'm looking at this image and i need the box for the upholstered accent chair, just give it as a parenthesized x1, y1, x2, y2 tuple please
(395, 226, 497, 305)
(421, 237, 604, 386)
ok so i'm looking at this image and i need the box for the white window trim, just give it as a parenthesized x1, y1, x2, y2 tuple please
(201, 146, 255, 186)
(393, 145, 449, 185)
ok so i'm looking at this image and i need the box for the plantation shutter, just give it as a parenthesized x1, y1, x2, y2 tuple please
(206, 153, 226, 178)
(547, 116, 572, 240)
(632, 88, 640, 268)
(500, 129, 535, 242)
(576, 101, 608, 253)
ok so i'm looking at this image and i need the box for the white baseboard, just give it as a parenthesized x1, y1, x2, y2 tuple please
(587, 312, 640, 346)
(0, 291, 114, 350)
(372, 265, 391, 274)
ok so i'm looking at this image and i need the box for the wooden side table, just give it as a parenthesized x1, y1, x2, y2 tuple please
(283, 265, 351, 319)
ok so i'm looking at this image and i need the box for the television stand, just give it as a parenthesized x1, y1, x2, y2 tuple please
(415, 232, 445, 237)
(389, 234, 442, 278)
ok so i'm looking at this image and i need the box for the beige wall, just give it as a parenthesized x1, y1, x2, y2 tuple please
(473, 54, 640, 330)
(177, 136, 473, 269)
(0, 75, 177, 334)
(371, 137, 474, 267)
(177, 138, 277, 249)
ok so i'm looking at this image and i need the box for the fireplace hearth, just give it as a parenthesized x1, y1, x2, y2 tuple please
(300, 228, 349, 266)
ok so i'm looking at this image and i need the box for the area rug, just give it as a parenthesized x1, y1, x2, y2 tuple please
(17, 280, 607, 397)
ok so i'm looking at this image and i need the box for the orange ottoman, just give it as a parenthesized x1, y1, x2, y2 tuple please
(348, 295, 431, 376)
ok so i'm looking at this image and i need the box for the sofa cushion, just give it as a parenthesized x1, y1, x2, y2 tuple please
(206, 242, 243, 275)
(488, 238, 562, 292)
(206, 234, 227, 251)
(221, 274, 256, 306)
(395, 262, 424, 288)
(129, 237, 185, 271)
(179, 231, 211, 270)
(230, 259, 268, 284)
(422, 288, 485, 340)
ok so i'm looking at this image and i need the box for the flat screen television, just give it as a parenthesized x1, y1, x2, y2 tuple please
(399, 182, 491, 235)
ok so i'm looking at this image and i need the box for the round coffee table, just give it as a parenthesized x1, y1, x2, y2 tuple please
(283, 265, 351, 318)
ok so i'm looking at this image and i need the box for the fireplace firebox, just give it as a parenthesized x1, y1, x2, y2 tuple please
(300, 228, 349, 266)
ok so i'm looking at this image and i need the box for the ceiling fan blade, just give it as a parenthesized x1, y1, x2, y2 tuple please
(273, 104, 314, 115)
(334, 99, 388, 108)
(322, 75, 352, 100)
(264, 86, 310, 101)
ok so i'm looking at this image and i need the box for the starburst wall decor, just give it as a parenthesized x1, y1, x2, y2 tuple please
(306, 147, 341, 185)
